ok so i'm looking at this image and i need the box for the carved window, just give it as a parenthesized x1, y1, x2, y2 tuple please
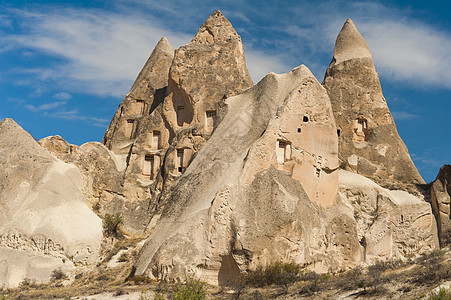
(125, 119, 135, 139)
(276, 140, 292, 164)
(353, 118, 369, 142)
(175, 149, 184, 174)
(177, 106, 185, 127)
(143, 154, 160, 180)
(135, 100, 145, 115)
(151, 131, 160, 149)
(205, 110, 217, 132)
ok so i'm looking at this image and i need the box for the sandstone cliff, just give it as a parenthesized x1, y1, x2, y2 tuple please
(0, 119, 102, 287)
(98, 11, 253, 235)
(0, 12, 444, 290)
(132, 64, 438, 285)
(322, 19, 424, 187)
(430, 165, 451, 245)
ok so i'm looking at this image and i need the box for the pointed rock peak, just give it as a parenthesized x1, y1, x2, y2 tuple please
(333, 18, 372, 64)
(190, 10, 240, 45)
(0, 118, 19, 128)
(154, 36, 174, 55)
(0, 118, 31, 138)
(0, 118, 50, 157)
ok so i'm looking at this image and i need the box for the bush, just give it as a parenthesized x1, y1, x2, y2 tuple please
(367, 260, 401, 293)
(118, 252, 129, 262)
(138, 289, 152, 300)
(246, 261, 301, 289)
(424, 286, 451, 300)
(102, 213, 123, 238)
(51, 268, 66, 280)
(419, 249, 445, 264)
(172, 275, 207, 300)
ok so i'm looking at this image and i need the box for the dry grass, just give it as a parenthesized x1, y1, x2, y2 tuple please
(3, 248, 451, 299)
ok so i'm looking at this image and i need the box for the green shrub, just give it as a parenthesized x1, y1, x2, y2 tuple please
(51, 268, 66, 280)
(172, 275, 207, 300)
(102, 213, 123, 238)
(137, 289, 152, 300)
(246, 261, 301, 288)
(118, 252, 128, 262)
(419, 249, 446, 264)
(424, 286, 451, 300)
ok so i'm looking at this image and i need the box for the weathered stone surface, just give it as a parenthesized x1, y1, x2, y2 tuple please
(96, 11, 253, 235)
(102, 36, 174, 155)
(134, 66, 340, 284)
(163, 10, 253, 133)
(338, 170, 438, 262)
(430, 165, 451, 245)
(93, 36, 175, 235)
(39, 136, 151, 235)
(322, 19, 424, 186)
(0, 13, 442, 290)
(0, 119, 102, 287)
(132, 63, 437, 285)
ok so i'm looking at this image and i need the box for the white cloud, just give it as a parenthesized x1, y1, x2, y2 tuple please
(25, 101, 67, 112)
(5, 8, 191, 97)
(53, 92, 72, 100)
(391, 111, 420, 121)
(360, 20, 451, 89)
(50, 109, 109, 127)
(3, 0, 451, 100)
(244, 49, 291, 83)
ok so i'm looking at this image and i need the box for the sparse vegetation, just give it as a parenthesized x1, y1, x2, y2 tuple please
(51, 268, 66, 280)
(102, 213, 123, 238)
(424, 286, 451, 300)
(245, 261, 301, 289)
(118, 251, 129, 262)
(3, 249, 451, 299)
(172, 275, 208, 300)
(93, 201, 101, 212)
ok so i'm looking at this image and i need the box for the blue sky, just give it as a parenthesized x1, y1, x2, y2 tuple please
(0, 0, 449, 182)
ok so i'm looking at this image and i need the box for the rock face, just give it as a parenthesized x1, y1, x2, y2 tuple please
(98, 11, 253, 235)
(338, 170, 438, 261)
(132, 65, 438, 285)
(102, 36, 174, 155)
(322, 19, 424, 186)
(0, 119, 102, 287)
(162, 10, 253, 132)
(430, 165, 451, 245)
(0, 12, 443, 289)
(133, 66, 340, 284)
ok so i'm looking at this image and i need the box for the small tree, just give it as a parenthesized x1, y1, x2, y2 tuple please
(102, 213, 123, 239)
(172, 275, 207, 300)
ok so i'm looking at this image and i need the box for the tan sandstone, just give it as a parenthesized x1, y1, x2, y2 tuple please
(0, 119, 102, 287)
(322, 19, 424, 186)
(430, 165, 451, 245)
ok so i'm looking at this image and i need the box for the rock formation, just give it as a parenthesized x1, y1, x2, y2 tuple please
(430, 165, 451, 245)
(0, 119, 102, 287)
(0, 13, 445, 289)
(322, 19, 424, 187)
(132, 63, 438, 284)
(98, 11, 253, 235)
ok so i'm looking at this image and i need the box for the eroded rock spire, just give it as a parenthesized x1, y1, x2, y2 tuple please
(323, 18, 424, 186)
(333, 18, 372, 64)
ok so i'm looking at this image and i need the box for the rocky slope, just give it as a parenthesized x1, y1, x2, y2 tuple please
(322, 19, 424, 187)
(132, 62, 437, 284)
(0, 11, 447, 290)
(0, 119, 102, 288)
